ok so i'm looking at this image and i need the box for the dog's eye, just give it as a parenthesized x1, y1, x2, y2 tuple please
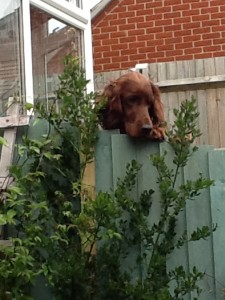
(126, 95, 137, 105)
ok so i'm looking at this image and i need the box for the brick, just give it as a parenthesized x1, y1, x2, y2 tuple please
(192, 27, 211, 34)
(165, 24, 182, 32)
(137, 8, 154, 16)
(211, 0, 224, 6)
(103, 51, 120, 58)
(137, 21, 155, 29)
(211, 12, 225, 19)
(220, 5, 225, 12)
(94, 33, 110, 41)
(157, 44, 174, 51)
(154, 6, 171, 14)
(194, 53, 213, 59)
(202, 19, 220, 27)
(130, 53, 148, 60)
(182, 9, 201, 17)
(101, 26, 117, 33)
(146, 26, 163, 34)
(137, 34, 154, 41)
(94, 64, 103, 72)
(176, 55, 194, 61)
(127, 16, 145, 24)
(146, 14, 164, 22)
(114, 43, 128, 50)
(146, 1, 163, 8)
(212, 51, 225, 57)
(155, 19, 173, 27)
(112, 55, 129, 63)
(175, 42, 193, 50)
(93, 52, 102, 59)
(128, 29, 145, 37)
(203, 45, 221, 52)
(173, 4, 190, 12)
(194, 40, 212, 47)
(147, 39, 164, 46)
(173, 16, 191, 24)
(120, 62, 135, 69)
(164, 11, 181, 19)
(183, 35, 201, 42)
(95, 58, 111, 65)
(202, 32, 221, 40)
(138, 46, 156, 53)
(118, 11, 135, 19)
(127, 4, 145, 11)
(94, 45, 111, 53)
(121, 48, 137, 56)
(213, 38, 225, 45)
(129, 41, 146, 49)
(110, 18, 126, 26)
(93, 40, 101, 47)
(110, 31, 127, 39)
(102, 38, 119, 46)
(152, 51, 165, 58)
(157, 57, 175, 63)
(113, 5, 127, 14)
(191, 2, 209, 9)
(183, 22, 201, 30)
(164, 0, 182, 6)
(201, 7, 219, 14)
(120, 36, 137, 43)
(166, 49, 183, 56)
(211, 25, 225, 33)
(183, 0, 200, 2)
(173, 29, 192, 37)
(192, 14, 210, 22)
(104, 63, 121, 71)
(118, 24, 136, 31)
(155, 32, 173, 39)
(165, 37, 182, 45)
(184, 47, 202, 55)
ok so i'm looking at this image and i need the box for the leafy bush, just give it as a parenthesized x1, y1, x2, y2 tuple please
(0, 55, 215, 300)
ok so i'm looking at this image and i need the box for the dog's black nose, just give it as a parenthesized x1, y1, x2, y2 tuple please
(141, 124, 152, 134)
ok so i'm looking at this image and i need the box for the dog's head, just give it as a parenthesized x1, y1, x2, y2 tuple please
(98, 71, 165, 139)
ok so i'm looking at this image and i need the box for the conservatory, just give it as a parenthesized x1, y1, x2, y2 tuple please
(0, 0, 94, 114)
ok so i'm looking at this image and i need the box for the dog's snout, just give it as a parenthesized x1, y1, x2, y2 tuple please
(141, 124, 152, 134)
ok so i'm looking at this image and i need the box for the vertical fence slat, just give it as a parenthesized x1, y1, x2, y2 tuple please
(184, 146, 216, 300)
(209, 150, 225, 300)
(95, 130, 118, 193)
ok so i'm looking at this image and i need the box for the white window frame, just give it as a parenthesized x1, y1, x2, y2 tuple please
(21, 0, 94, 107)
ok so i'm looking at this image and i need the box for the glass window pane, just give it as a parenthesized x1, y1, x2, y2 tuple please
(30, 6, 83, 110)
(0, 0, 23, 116)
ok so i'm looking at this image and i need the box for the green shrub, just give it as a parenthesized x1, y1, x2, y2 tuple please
(0, 55, 215, 300)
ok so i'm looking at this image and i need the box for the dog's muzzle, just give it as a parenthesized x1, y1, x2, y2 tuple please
(141, 124, 152, 135)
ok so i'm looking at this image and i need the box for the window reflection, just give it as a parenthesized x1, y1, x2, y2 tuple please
(0, 0, 23, 116)
(31, 6, 83, 110)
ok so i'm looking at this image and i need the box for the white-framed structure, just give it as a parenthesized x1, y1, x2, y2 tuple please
(0, 0, 94, 114)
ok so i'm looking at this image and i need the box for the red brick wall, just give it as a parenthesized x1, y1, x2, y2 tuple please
(92, 0, 225, 73)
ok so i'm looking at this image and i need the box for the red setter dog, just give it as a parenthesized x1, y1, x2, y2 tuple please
(98, 71, 165, 140)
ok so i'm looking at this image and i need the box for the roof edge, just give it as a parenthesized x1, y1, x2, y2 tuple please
(91, 0, 112, 19)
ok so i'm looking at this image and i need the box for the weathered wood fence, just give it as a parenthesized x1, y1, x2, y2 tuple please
(94, 56, 225, 148)
(95, 130, 225, 300)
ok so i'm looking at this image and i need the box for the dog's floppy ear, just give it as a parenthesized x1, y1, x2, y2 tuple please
(150, 82, 165, 125)
(98, 81, 123, 129)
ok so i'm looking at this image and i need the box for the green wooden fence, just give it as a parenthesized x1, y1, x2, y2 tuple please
(95, 130, 225, 300)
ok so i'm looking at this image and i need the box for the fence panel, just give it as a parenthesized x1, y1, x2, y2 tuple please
(95, 131, 225, 299)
